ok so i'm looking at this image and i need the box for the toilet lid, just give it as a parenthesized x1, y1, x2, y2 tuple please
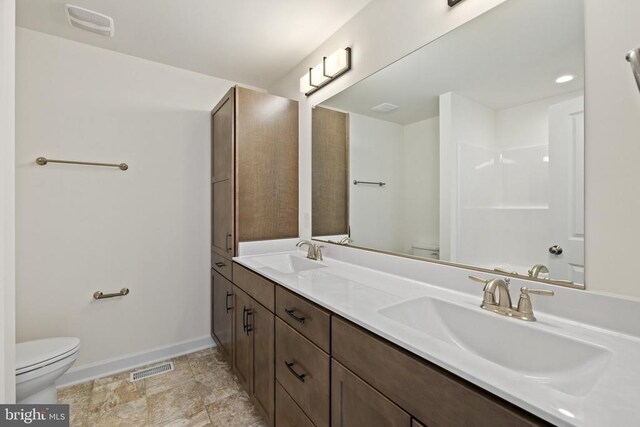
(16, 338, 80, 375)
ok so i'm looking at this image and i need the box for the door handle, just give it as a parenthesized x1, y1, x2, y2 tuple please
(285, 361, 307, 383)
(225, 291, 233, 313)
(284, 308, 306, 324)
(242, 306, 249, 331)
(226, 233, 232, 252)
(245, 309, 253, 335)
(549, 245, 563, 255)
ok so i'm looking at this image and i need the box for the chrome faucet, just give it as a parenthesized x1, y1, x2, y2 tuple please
(528, 264, 549, 278)
(469, 275, 554, 321)
(296, 240, 324, 261)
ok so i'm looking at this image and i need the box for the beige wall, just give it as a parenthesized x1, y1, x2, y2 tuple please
(0, 0, 16, 403)
(16, 28, 235, 367)
(269, 0, 640, 298)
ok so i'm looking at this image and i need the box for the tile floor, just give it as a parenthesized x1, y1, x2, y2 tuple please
(57, 347, 267, 427)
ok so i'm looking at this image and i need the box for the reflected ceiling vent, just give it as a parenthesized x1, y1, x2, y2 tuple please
(65, 4, 114, 37)
(371, 103, 399, 113)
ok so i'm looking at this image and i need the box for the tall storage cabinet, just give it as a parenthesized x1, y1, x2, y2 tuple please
(211, 85, 298, 268)
(211, 86, 298, 427)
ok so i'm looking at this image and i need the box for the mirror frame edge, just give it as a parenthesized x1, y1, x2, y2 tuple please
(312, 238, 586, 290)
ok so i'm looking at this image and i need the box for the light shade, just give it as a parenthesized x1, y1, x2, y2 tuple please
(324, 48, 350, 76)
(299, 47, 352, 96)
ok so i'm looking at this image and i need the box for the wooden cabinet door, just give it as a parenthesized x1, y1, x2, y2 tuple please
(250, 301, 275, 426)
(235, 87, 299, 242)
(212, 88, 234, 183)
(212, 179, 233, 257)
(211, 270, 233, 359)
(233, 286, 252, 392)
(331, 360, 410, 427)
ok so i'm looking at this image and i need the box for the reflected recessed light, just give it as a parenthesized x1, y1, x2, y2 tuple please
(555, 75, 575, 84)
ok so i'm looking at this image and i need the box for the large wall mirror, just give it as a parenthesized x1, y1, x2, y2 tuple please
(312, 0, 585, 288)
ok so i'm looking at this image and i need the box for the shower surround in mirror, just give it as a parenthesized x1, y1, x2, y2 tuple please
(312, 0, 585, 286)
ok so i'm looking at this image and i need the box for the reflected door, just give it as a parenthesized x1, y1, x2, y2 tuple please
(548, 96, 585, 283)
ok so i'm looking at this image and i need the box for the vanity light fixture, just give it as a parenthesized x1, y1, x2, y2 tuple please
(300, 47, 352, 96)
(555, 74, 575, 84)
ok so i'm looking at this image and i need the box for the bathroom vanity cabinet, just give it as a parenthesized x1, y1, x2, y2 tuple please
(213, 261, 551, 427)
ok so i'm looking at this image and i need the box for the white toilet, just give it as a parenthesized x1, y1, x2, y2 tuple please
(16, 337, 80, 404)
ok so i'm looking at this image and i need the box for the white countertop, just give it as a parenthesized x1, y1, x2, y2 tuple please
(234, 248, 640, 427)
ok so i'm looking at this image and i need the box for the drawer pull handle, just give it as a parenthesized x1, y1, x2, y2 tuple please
(285, 361, 306, 382)
(225, 291, 233, 313)
(284, 308, 306, 324)
(215, 261, 226, 268)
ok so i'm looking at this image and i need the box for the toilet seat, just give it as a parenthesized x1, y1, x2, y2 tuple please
(16, 338, 80, 375)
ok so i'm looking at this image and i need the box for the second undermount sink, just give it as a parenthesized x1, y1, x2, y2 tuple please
(252, 253, 326, 274)
(379, 296, 612, 396)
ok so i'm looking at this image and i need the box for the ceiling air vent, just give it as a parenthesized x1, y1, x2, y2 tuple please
(65, 4, 114, 37)
(371, 103, 399, 113)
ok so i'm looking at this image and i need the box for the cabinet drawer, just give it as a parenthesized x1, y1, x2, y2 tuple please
(332, 317, 547, 427)
(276, 286, 330, 352)
(233, 263, 275, 312)
(275, 318, 329, 427)
(212, 251, 232, 281)
(275, 381, 314, 427)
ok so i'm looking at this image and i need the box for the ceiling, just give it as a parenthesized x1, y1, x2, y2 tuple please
(322, 0, 584, 125)
(17, 0, 372, 88)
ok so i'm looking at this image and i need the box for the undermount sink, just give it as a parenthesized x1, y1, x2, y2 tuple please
(379, 297, 611, 396)
(252, 253, 326, 274)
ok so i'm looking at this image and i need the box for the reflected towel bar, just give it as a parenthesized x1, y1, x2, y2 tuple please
(36, 157, 129, 171)
(353, 180, 386, 186)
(93, 288, 130, 300)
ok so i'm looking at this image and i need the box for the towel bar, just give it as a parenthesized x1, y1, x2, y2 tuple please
(93, 288, 130, 299)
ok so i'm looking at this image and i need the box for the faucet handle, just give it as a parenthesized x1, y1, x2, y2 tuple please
(522, 287, 554, 297)
(468, 275, 490, 284)
(516, 287, 554, 321)
(314, 244, 325, 261)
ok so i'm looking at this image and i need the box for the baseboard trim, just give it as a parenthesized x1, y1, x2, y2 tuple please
(56, 335, 215, 388)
